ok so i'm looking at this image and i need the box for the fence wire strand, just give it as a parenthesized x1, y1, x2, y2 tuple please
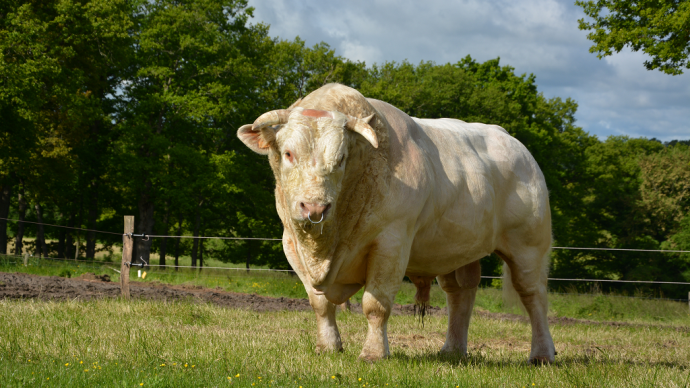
(3, 254, 689, 286)
(2, 217, 690, 288)
(2, 254, 688, 302)
(0, 217, 121, 235)
(3, 217, 690, 252)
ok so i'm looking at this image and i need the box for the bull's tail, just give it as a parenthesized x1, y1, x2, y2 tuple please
(411, 276, 433, 327)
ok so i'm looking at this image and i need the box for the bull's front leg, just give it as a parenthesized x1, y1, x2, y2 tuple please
(283, 233, 342, 353)
(359, 233, 410, 362)
(308, 291, 343, 353)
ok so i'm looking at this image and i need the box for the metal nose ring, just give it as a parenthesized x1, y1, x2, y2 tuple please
(307, 211, 324, 224)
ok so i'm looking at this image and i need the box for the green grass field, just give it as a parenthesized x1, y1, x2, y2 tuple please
(1, 255, 690, 387)
(1, 298, 689, 387)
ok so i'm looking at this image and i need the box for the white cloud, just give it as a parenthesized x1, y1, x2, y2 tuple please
(250, 0, 690, 141)
(340, 41, 383, 64)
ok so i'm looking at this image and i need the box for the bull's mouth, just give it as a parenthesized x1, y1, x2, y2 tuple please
(296, 208, 336, 236)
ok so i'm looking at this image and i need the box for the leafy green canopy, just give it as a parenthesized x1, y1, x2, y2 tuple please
(576, 0, 690, 75)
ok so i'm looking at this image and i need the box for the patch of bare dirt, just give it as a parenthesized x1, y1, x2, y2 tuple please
(0, 271, 686, 332)
(0, 272, 312, 312)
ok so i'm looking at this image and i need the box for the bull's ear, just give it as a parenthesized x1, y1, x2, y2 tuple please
(346, 114, 378, 149)
(237, 124, 273, 155)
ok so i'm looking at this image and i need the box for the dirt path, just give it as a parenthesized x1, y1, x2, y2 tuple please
(1, 272, 685, 332)
(0, 271, 312, 312)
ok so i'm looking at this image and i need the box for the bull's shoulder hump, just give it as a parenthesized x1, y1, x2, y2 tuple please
(412, 117, 510, 136)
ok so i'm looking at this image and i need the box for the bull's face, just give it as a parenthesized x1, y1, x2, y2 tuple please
(237, 107, 378, 230)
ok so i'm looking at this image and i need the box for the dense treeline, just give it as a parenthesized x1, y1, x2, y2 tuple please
(1, 0, 689, 296)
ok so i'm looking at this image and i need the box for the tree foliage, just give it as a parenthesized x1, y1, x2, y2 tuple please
(576, 0, 690, 75)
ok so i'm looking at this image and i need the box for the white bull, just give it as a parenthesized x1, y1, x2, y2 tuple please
(237, 83, 555, 363)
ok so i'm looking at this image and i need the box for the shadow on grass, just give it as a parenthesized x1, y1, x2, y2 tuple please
(389, 351, 690, 370)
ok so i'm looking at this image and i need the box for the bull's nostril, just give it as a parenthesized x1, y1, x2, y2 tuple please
(300, 202, 305, 209)
(323, 204, 332, 214)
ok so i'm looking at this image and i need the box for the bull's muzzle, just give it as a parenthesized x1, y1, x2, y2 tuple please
(300, 202, 331, 223)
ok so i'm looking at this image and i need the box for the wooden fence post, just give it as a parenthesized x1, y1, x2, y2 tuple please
(120, 216, 134, 300)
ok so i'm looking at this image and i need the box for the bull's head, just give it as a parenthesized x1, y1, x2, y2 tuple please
(237, 107, 378, 234)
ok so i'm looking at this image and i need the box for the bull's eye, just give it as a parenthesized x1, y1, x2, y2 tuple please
(284, 151, 294, 164)
(337, 155, 345, 168)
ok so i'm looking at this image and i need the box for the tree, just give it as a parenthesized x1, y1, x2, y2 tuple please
(115, 0, 280, 265)
(0, 0, 133, 257)
(637, 143, 690, 239)
(576, 0, 690, 75)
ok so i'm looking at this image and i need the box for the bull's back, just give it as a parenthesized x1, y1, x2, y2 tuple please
(406, 117, 549, 274)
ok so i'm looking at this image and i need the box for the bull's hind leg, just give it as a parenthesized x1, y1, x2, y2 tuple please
(497, 247, 555, 364)
(283, 233, 342, 353)
(437, 260, 481, 355)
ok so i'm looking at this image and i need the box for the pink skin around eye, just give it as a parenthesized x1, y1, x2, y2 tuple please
(285, 151, 294, 163)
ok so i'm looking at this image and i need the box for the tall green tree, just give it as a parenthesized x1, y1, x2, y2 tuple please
(0, 0, 133, 257)
(116, 0, 277, 265)
(576, 0, 690, 75)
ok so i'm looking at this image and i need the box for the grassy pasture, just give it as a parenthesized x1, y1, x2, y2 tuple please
(1, 298, 689, 387)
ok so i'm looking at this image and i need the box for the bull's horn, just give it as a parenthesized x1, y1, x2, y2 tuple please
(346, 114, 378, 148)
(252, 109, 292, 131)
(245, 109, 292, 154)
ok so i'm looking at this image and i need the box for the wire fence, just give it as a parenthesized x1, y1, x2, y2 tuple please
(1, 217, 689, 302)
(1, 253, 688, 303)
(3, 216, 689, 251)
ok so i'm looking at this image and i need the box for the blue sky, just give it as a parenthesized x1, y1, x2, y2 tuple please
(249, 0, 690, 142)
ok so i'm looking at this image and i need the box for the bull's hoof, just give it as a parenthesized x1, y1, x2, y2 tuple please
(315, 343, 343, 354)
(358, 350, 386, 363)
(528, 355, 554, 365)
(439, 345, 468, 357)
(358, 354, 383, 364)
